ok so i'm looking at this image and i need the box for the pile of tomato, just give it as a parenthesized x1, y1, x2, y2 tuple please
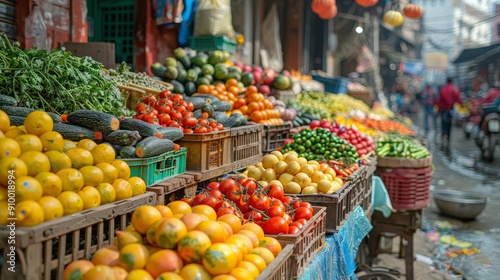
(132, 90, 225, 133)
(181, 177, 315, 235)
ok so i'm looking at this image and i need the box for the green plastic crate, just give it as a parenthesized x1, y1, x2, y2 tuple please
(122, 148, 187, 187)
(188, 36, 237, 53)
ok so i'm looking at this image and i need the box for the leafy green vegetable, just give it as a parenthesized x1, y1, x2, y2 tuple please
(0, 33, 125, 116)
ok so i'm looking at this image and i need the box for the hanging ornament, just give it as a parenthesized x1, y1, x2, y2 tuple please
(383, 10, 404, 27)
(403, 4, 423, 19)
(355, 0, 379, 8)
(318, 4, 338, 20)
(311, 0, 334, 15)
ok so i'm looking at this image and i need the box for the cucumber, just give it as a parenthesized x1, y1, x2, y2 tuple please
(135, 136, 175, 158)
(150, 62, 167, 77)
(191, 94, 219, 102)
(157, 127, 184, 141)
(0, 94, 17, 106)
(176, 69, 187, 84)
(222, 114, 243, 128)
(174, 48, 191, 69)
(165, 66, 178, 80)
(185, 82, 197, 96)
(191, 53, 208, 67)
(193, 109, 202, 119)
(186, 69, 198, 82)
(201, 104, 215, 118)
(119, 118, 160, 138)
(120, 146, 137, 158)
(112, 145, 124, 155)
(302, 113, 320, 121)
(105, 130, 142, 146)
(185, 97, 206, 109)
(213, 111, 229, 124)
(67, 110, 119, 133)
(170, 80, 185, 94)
(52, 123, 95, 141)
(0, 105, 62, 123)
(211, 101, 231, 112)
(8, 115, 25, 126)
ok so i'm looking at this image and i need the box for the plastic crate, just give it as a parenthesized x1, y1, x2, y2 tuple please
(296, 165, 368, 233)
(0, 193, 156, 280)
(377, 167, 432, 211)
(311, 74, 349, 94)
(122, 148, 187, 187)
(177, 130, 232, 181)
(256, 244, 294, 280)
(188, 36, 237, 53)
(262, 122, 292, 153)
(271, 89, 296, 103)
(266, 206, 327, 279)
(230, 123, 264, 170)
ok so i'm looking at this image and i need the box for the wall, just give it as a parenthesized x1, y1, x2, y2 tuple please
(494, 4, 500, 43)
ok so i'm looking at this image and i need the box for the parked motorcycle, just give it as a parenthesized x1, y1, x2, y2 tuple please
(462, 91, 486, 138)
(475, 103, 500, 162)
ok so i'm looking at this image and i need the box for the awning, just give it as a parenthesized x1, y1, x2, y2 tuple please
(453, 43, 500, 64)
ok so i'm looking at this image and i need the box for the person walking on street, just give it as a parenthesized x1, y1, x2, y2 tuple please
(437, 78, 464, 150)
(422, 84, 438, 136)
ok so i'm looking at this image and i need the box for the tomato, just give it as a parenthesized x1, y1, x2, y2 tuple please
(201, 197, 219, 209)
(182, 111, 194, 118)
(266, 205, 284, 218)
(182, 117, 198, 128)
(215, 200, 232, 211)
(159, 90, 172, 99)
(295, 218, 307, 226)
(290, 221, 303, 229)
(169, 110, 183, 121)
(183, 128, 194, 134)
(207, 189, 223, 201)
(207, 182, 220, 190)
(180, 197, 193, 206)
(294, 207, 313, 221)
(219, 179, 237, 194)
(226, 185, 242, 202)
(281, 196, 293, 205)
(283, 213, 293, 225)
(198, 118, 209, 126)
(158, 105, 171, 114)
(174, 105, 186, 114)
(194, 126, 208, 133)
(288, 226, 300, 234)
(236, 196, 250, 213)
(265, 184, 284, 201)
(160, 114, 171, 125)
(186, 102, 194, 112)
(243, 210, 263, 222)
(172, 94, 184, 103)
(216, 123, 224, 131)
(217, 207, 236, 217)
(292, 200, 302, 209)
(248, 194, 270, 211)
(239, 179, 257, 195)
(263, 217, 289, 235)
(201, 112, 210, 119)
(299, 202, 313, 212)
(192, 193, 207, 206)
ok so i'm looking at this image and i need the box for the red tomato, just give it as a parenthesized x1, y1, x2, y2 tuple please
(288, 226, 300, 234)
(193, 126, 208, 133)
(186, 102, 194, 112)
(169, 110, 182, 121)
(197, 118, 209, 126)
(180, 197, 193, 206)
(207, 182, 220, 190)
(158, 105, 171, 114)
(159, 90, 172, 99)
(174, 105, 186, 114)
(290, 221, 303, 229)
(263, 217, 289, 235)
(183, 128, 194, 134)
(192, 193, 207, 206)
(207, 189, 223, 201)
(295, 218, 308, 226)
(172, 94, 184, 102)
(214, 200, 232, 211)
(236, 196, 250, 213)
(239, 179, 257, 195)
(243, 210, 263, 222)
(160, 114, 171, 125)
(182, 117, 198, 128)
(219, 179, 238, 195)
(265, 184, 285, 201)
(266, 205, 285, 218)
(299, 202, 313, 212)
(216, 123, 224, 131)
(283, 213, 293, 225)
(209, 120, 217, 128)
(217, 207, 235, 217)
(294, 207, 313, 221)
(226, 185, 242, 202)
(201, 196, 219, 209)
(248, 194, 271, 211)
(281, 196, 293, 205)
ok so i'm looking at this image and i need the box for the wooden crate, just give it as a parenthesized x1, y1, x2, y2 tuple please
(0, 193, 156, 280)
(147, 174, 197, 205)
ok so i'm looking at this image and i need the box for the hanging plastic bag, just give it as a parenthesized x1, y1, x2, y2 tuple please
(260, 4, 283, 72)
(25, 4, 47, 50)
(194, 0, 234, 37)
(154, 0, 184, 26)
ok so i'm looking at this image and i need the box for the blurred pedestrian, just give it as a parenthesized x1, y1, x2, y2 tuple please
(437, 78, 464, 150)
(421, 84, 438, 135)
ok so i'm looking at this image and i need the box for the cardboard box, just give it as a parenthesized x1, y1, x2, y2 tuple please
(58, 42, 116, 69)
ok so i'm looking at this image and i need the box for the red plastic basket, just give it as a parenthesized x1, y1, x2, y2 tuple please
(378, 167, 432, 210)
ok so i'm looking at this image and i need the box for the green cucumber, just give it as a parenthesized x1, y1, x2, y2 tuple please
(52, 123, 95, 141)
(157, 127, 184, 141)
(119, 118, 160, 138)
(0, 94, 17, 106)
(0, 105, 62, 123)
(67, 110, 119, 133)
(135, 136, 175, 158)
(105, 130, 142, 146)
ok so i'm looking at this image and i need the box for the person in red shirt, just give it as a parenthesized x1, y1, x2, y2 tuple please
(437, 78, 464, 150)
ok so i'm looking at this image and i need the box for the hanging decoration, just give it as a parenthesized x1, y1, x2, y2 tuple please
(355, 0, 379, 8)
(311, 0, 334, 14)
(318, 4, 338, 20)
(403, 4, 423, 19)
(383, 10, 404, 27)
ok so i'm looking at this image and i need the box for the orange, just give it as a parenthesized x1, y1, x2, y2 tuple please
(218, 221, 234, 237)
(243, 254, 266, 272)
(191, 204, 217, 221)
(237, 230, 259, 249)
(112, 266, 128, 280)
(76, 139, 97, 151)
(228, 243, 243, 264)
(77, 186, 102, 209)
(240, 223, 265, 239)
(236, 261, 259, 278)
(145, 249, 184, 277)
(156, 272, 184, 280)
(112, 179, 133, 201)
(15, 176, 43, 202)
(131, 205, 163, 235)
(57, 168, 85, 192)
(194, 220, 227, 244)
(79, 166, 104, 187)
(155, 205, 173, 218)
(4, 126, 26, 138)
(226, 234, 253, 255)
(91, 143, 116, 165)
(45, 150, 72, 173)
(179, 263, 211, 280)
(96, 182, 116, 204)
(38, 196, 64, 221)
(91, 245, 120, 266)
(212, 275, 238, 280)
(258, 236, 282, 257)
(145, 219, 164, 247)
(57, 191, 84, 215)
(65, 148, 93, 169)
(39, 131, 64, 152)
(24, 111, 53, 136)
(95, 163, 118, 184)
(112, 160, 131, 180)
(177, 230, 212, 263)
(167, 200, 192, 215)
(217, 214, 242, 233)
(63, 260, 94, 280)
(118, 243, 150, 271)
(251, 247, 275, 265)
(0, 138, 21, 159)
(128, 177, 146, 196)
(35, 171, 62, 196)
(180, 213, 206, 231)
(125, 269, 154, 280)
(229, 267, 254, 280)
(115, 230, 144, 249)
(0, 110, 9, 133)
(82, 265, 116, 280)
(63, 140, 77, 152)
(202, 243, 237, 275)
(15, 134, 43, 153)
(15, 200, 44, 226)
(155, 218, 187, 249)
(19, 151, 51, 176)
(0, 158, 28, 186)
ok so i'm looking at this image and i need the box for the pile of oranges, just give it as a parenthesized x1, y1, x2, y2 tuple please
(0, 110, 146, 227)
(232, 86, 285, 126)
(63, 202, 283, 280)
(196, 78, 243, 104)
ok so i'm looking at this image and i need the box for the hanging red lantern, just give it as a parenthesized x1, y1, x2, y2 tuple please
(403, 4, 423, 19)
(318, 4, 338, 20)
(355, 0, 379, 8)
(311, 0, 334, 15)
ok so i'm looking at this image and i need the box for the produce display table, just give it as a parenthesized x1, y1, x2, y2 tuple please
(298, 206, 373, 280)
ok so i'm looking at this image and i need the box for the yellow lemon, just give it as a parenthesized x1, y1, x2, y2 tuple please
(38, 196, 64, 221)
(79, 166, 104, 187)
(45, 150, 72, 173)
(77, 139, 97, 151)
(0, 138, 21, 159)
(57, 168, 85, 192)
(112, 179, 133, 201)
(35, 171, 63, 196)
(39, 131, 64, 152)
(16, 200, 44, 226)
(96, 183, 116, 204)
(261, 154, 279, 169)
(285, 161, 301, 175)
(273, 161, 288, 175)
(57, 191, 84, 215)
(95, 163, 118, 184)
(19, 151, 51, 176)
(128, 177, 146, 196)
(0, 110, 9, 133)
(0, 158, 28, 186)
(77, 186, 102, 209)
(63, 140, 78, 152)
(112, 160, 131, 180)
(15, 134, 43, 153)
(65, 148, 93, 169)
(91, 143, 116, 165)
(4, 127, 26, 138)
(15, 176, 43, 202)
(24, 111, 53, 136)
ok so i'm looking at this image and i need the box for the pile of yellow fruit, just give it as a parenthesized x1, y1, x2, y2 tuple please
(0, 110, 146, 227)
(242, 150, 343, 195)
(63, 202, 282, 280)
(334, 115, 382, 137)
